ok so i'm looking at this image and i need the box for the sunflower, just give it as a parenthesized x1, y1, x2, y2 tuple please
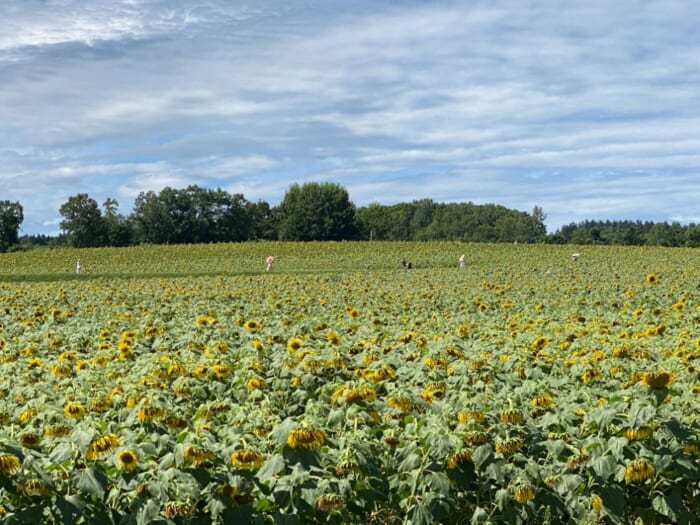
(230, 449, 264, 470)
(624, 458, 655, 483)
(117, 449, 138, 471)
(246, 377, 268, 390)
(243, 320, 260, 333)
(495, 437, 524, 455)
(591, 494, 603, 513)
(646, 273, 657, 284)
(86, 434, 121, 460)
(499, 409, 524, 424)
(513, 485, 535, 503)
(252, 339, 265, 352)
(18, 480, 48, 497)
(326, 332, 340, 345)
(286, 337, 303, 353)
(19, 433, 41, 449)
(183, 445, 215, 466)
(530, 395, 554, 409)
(387, 395, 414, 412)
(344, 386, 376, 405)
(316, 494, 345, 512)
(422, 382, 447, 403)
(286, 428, 327, 449)
(624, 426, 653, 441)
(0, 454, 21, 475)
(44, 424, 72, 437)
(447, 449, 473, 469)
(138, 406, 165, 423)
(642, 371, 673, 388)
(530, 336, 549, 351)
(64, 403, 86, 419)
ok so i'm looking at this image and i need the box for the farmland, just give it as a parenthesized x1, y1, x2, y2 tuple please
(0, 242, 698, 524)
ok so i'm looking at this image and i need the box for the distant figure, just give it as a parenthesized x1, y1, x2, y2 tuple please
(571, 253, 580, 261)
(76, 259, 82, 274)
(458, 254, 465, 268)
(265, 255, 275, 272)
(401, 260, 412, 269)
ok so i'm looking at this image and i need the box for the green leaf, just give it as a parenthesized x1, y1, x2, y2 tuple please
(599, 485, 626, 520)
(398, 453, 421, 473)
(591, 455, 618, 481)
(653, 491, 681, 521)
(409, 502, 433, 525)
(257, 454, 286, 483)
(472, 444, 492, 470)
(136, 499, 161, 525)
(76, 468, 106, 499)
(470, 507, 489, 524)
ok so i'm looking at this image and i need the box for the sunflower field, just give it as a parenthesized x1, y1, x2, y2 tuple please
(0, 242, 698, 524)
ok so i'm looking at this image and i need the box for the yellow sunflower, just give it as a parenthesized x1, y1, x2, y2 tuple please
(117, 449, 138, 472)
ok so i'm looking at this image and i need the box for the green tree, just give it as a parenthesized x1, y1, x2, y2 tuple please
(59, 194, 107, 247)
(103, 198, 133, 247)
(0, 200, 24, 252)
(277, 182, 357, 241)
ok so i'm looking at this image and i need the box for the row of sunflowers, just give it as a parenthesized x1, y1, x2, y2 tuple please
(0, 242, 698, 524)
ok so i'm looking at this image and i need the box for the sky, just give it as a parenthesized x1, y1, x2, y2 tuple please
(2, 0, 700, 236)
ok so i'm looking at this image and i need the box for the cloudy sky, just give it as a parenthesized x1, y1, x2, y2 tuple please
(2, 0, 700, 236)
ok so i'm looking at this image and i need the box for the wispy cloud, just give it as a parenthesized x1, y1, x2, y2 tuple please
(1, 0, 699, 235)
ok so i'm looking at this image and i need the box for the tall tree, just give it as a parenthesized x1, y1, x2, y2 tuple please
(277, 182, 357, 241)
(103, 198, 133, 247)
(0, 200, 24, 252)
(59, 194, 107, 247)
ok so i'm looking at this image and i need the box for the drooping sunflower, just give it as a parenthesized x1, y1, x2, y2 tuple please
(0, 454, 21, 475)
(286, 428, 327, 449)
(316, 494, 345, 512)
(44, 424, 72, 438)
(387, 395, 414, 412)
(183, 445, 216, 466)
(447, 449, 473, 469)
(117, 449, 138, 472)
(86, 434, 121, 460)
(19, 433, 41, 449)
(642, 371, 673, 388)
(624, 458, 655, 483)
(230, 449, 264, 470)
(137, 406, 165, 423)
(64, 402, 86, 419)
(513, 485, 535, 503)
(344, 386, 376, 405)
(495, 437, 524, 455)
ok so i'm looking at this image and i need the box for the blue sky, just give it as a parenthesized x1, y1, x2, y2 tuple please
(2, 0, 700, 236)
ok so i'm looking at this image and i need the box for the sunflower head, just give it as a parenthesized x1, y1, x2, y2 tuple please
(117, 449, 138, 472)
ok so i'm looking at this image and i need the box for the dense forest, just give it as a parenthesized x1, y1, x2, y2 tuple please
(2, 182, 700, 252)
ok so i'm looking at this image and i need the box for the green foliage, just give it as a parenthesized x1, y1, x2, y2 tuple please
(0, 200, 23, 253)
(277, 182, 357, 241)
(59, 193, 107, 248)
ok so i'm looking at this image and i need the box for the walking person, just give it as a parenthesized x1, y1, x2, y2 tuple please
(76, 259, 82, 275)
(265, 255, 275, 272)
(458, 254, 465, 268)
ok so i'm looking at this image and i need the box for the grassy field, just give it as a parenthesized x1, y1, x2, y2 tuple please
(0, 242, 698, 524)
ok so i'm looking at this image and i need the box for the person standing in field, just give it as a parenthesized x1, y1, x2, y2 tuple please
(458, 254, 465, 268)
(265, 255, 275, 272)
(76, 259, 82, 274)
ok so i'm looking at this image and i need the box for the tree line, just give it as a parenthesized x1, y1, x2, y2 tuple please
(1, 183, 699, 252)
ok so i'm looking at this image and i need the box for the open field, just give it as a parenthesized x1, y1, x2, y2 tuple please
(0, 242, 698, 524)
